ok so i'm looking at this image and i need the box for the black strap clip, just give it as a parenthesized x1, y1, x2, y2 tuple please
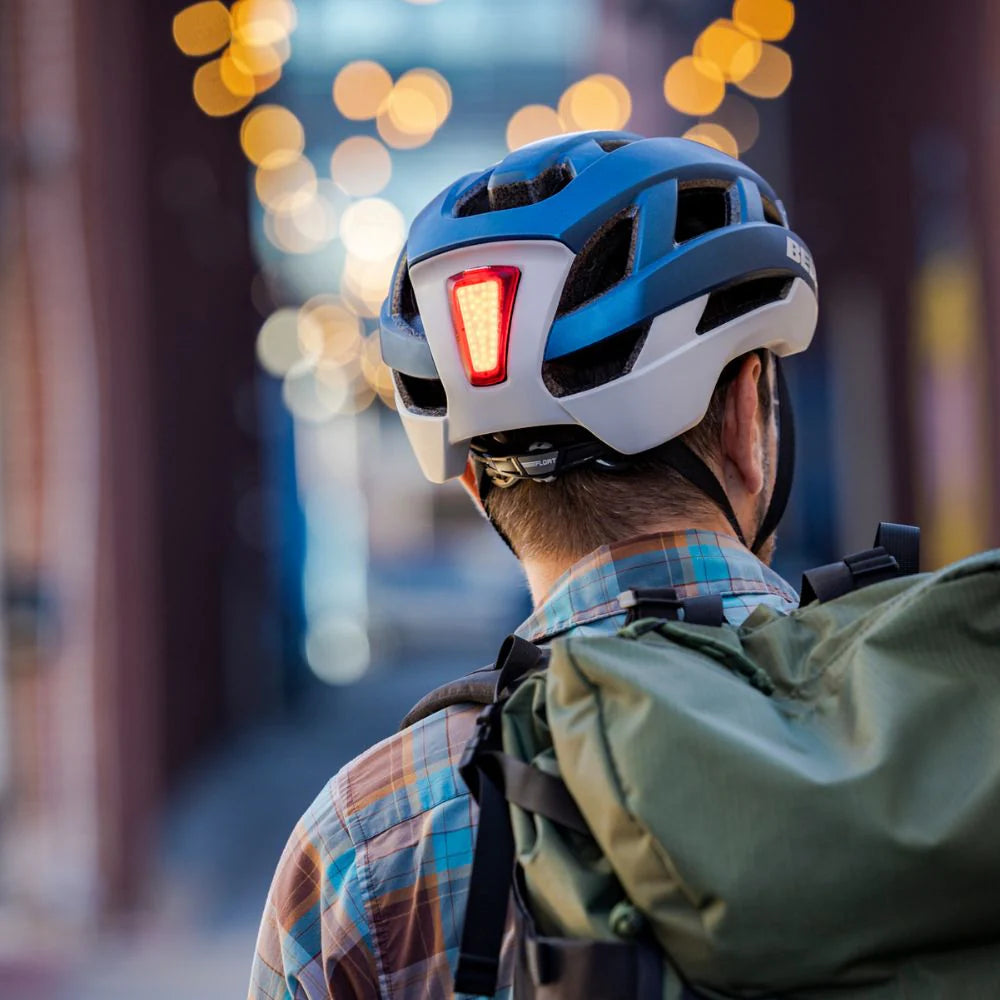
(619, 587, 725, 627)
(801, 522, 921, 605)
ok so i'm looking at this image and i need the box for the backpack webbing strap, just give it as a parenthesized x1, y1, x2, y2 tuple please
(454, 751, 515, 996)
(800, 522, 921, 605)
(512, 870, 665, 999)
(518, 934, 663, 998)
(875, 521, 920, 575)
(479, 749, 589, 835)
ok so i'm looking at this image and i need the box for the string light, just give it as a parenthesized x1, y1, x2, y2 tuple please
(558, 74, 632, 131)
(193, 58, 254, 116)
(240, 105, 305, 168)
(339, 199, 405, 262)
(173, 1, 231, 57)
(705, 93, 760, 153)
(663, 0, 796, 158)
(506, 105, 564, 151)
(732, 0, 795, 41)
(694, 19, 762, 82)
(683, 122, 740, 158)
(735, 42, 793, 98)
(330, 136, 393, 197)
(664, 56, 726, 116)
(333, 61, 394, 120)
(255, 155, 317, 213)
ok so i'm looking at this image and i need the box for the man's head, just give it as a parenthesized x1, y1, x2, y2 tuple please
(380, 132, 817, 587)
(483, 349, 777, 567)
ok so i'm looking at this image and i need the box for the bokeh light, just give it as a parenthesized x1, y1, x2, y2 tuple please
(342, 254, 397, 318)
(304, 616, 371, 683)
(664, 56, 726, 116)
(707, 93, 760, 152)
(241, 105, 305, 168)
(252, 66, 283, 96)
(694, 19, 762, 82)
(219, 48, 258, 98)
(173, 1, 232, 57)
(558, 74, 632, 131)
(732, 0, 795, 42)
(227, 35, 290, 78)
(333, 61, 394, 121)
(282, 360, 338, 423)
(736, 42, 793, 98)
(683, 122, 740, 158)
(360, 334, 397, 408)
(256, 307, 319, 376)
(255, 155, 317, 213)
(193, 58, 254, 116)
(230, 0, 297, 48)
(376, 107, 434, 150)
(506, 105, 564, 151)
(339, 199, 405, 262)
(330, 136, 393, 197)
(264, 192, 339, 254)
(299, 297, 365, 365)
(384, 69, 452, 136)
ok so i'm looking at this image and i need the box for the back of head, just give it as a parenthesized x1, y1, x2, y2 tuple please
(380, 132, 818, 560)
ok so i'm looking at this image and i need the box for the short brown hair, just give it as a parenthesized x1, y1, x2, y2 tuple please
(484, 352, 772, 563)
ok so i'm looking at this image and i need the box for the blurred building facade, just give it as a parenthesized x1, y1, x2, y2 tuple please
(0, 0, 997, 995)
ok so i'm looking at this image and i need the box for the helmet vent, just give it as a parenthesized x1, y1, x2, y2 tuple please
(675, 181, 733, 244)
(696, 274, 793, 335)
(761, 196, 786, 227)
(392, 257, 424, 334)
(454, 178, 492, 218)
(555, 209, 637, 317)
(542, 319, 651, 398)
(597, 138, 634, 153)
(394, 370, 447, 416)
(488, 164, 573, 212)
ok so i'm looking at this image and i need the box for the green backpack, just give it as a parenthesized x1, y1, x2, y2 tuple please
(404, 526, 1000, 999)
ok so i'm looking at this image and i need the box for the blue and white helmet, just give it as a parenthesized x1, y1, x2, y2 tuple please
(380, 132, 818, 498)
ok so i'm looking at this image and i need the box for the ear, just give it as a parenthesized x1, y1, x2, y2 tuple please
(721, 354, 765, 497)
(459, 456, 486, 513)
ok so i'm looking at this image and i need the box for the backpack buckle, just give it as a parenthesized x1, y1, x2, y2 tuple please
(459, 701, 504, 800)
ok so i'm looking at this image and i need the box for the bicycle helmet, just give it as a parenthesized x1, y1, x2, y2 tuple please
(380, 131, 818, 552)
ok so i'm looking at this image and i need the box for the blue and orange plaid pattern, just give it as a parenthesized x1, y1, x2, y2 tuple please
(249, 530, 799, 999)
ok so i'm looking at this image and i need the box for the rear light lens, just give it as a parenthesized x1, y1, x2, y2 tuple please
(447, 266, 520, 386)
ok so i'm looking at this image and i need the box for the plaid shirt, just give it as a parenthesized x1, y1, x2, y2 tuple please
(249, 531, 798, 1000)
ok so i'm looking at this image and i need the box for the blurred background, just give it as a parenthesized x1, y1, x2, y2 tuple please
(0, 0, 997, 996)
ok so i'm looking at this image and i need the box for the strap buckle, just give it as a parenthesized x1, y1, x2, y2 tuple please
(619, 588, 725, 627)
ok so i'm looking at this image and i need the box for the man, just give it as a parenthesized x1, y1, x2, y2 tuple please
(249, 132, 818, 999)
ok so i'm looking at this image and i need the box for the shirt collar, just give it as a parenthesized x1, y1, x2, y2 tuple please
(515, 529, 799, 643)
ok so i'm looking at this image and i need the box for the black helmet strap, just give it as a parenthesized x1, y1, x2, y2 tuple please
(472, 358, 795, 559)
(655, 357, 795, 555)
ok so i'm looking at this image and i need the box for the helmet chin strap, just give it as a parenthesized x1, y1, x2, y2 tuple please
(472, 359, 795, 560)
(655, 359, 794, 555)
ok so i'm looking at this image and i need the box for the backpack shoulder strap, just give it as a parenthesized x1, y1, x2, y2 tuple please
(399, 634, 545, 731)
(399, 665, 498, 731)
(801, 522, 920, 605)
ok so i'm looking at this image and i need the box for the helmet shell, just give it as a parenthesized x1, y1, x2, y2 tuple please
(380, 132, 818, 483)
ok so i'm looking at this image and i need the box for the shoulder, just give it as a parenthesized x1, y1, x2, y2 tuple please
(333, 702, 482, 845)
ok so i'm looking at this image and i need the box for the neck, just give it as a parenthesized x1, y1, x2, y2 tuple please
(521, 508, 742, 609)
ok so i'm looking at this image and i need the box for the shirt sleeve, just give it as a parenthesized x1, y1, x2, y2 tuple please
(248, 777, 381, 1000)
